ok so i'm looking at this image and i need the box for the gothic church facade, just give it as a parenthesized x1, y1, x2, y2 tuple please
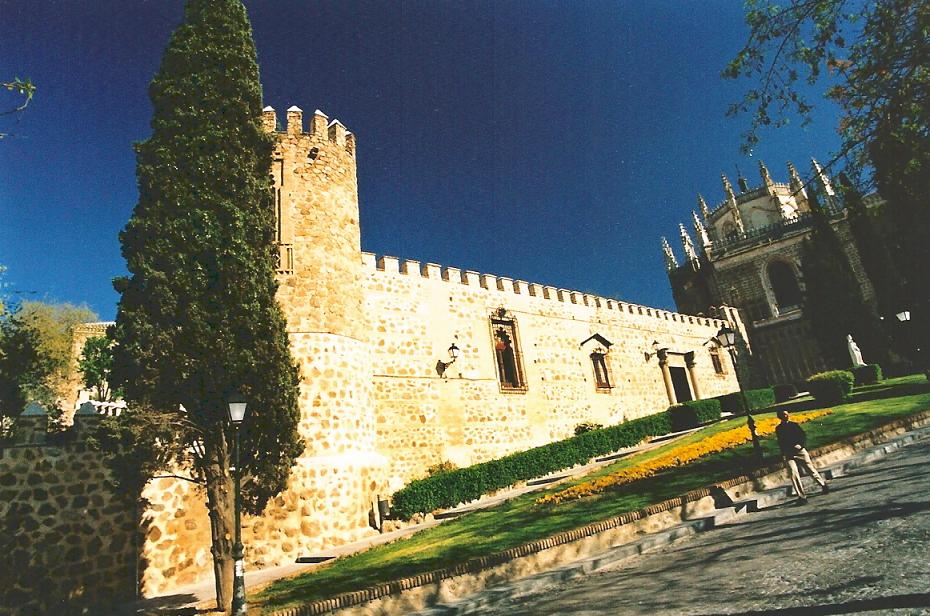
(665, 160, 879, 386)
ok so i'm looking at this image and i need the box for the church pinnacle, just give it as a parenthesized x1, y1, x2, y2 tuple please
(758, 159, 774, 190)
(680, 223, 699, 265)
(692, 210, 711, 249)
(721, 173, 744, 233)
(662, 237, 678, 271)
(698, 194, 711, 220)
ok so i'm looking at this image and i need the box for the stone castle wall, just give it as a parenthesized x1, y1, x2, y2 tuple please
(0, 410, 138, 615)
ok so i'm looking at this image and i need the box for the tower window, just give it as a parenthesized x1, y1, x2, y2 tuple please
(490, 312, 526, 392)
(768, 260, 802, 312)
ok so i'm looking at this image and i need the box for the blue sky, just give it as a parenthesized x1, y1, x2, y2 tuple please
(0, 1, 843, 320)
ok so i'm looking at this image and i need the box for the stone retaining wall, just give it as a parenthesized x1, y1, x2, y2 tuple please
(0, 410, 138, 616)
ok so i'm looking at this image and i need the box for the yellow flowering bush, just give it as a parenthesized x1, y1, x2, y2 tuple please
(536, 410, 832, 506)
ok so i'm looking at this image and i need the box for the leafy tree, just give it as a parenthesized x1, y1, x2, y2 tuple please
(724, 0, 929, 167)
(869, 112, 930, 369)
(17, 301, 97, 402)
(0, 309, 53, 418)
(106, 0, 302, 610)
(800, 189, 887, 367)
(0, 301, 96, 416)
(78, 334, 118, 402)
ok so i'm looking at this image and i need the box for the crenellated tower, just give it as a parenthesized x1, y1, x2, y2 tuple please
(259, 104, 382, 555)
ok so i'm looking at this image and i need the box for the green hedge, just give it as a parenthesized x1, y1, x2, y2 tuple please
(390, 411, 673, 519)
(716, 387, 776, 415)
(852, 363, 883, 385)
(668, 399, 722, 431)
(806, 370, 855, 405)
(773, 383, 798, 403)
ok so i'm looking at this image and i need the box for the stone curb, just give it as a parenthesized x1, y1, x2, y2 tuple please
(266, 408, 930, 616)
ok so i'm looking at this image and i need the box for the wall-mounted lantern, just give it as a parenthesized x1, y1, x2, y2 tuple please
(436, 342, 462, 377)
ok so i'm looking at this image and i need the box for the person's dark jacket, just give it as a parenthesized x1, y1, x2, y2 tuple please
(776, 420, 807, 456)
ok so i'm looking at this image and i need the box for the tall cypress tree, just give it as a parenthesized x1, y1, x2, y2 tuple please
(800, 189, 886, 369)
(107, 1, 301, 609)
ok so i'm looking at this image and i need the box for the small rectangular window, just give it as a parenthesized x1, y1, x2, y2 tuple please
(710, 347, 725, 374)
(591, 352, 612, 391)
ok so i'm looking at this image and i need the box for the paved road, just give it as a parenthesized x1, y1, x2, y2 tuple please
(465, 439, 930, 615)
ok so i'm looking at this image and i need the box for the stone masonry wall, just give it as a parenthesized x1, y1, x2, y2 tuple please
(0, 411, 137, 616)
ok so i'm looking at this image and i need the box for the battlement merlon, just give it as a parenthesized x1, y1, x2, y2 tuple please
(361, 251, 730, 330)
(261, 105, 356, 157)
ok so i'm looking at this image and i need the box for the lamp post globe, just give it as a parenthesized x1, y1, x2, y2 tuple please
(226, 392, 248, 616)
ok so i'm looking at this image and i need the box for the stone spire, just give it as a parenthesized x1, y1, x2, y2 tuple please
(698, 194, 711, 220)
(722, 174, 745, 233)
(811, 158, 837, 209)
(787, 161, 807, 196)
(722, 173, 737, 203)
(758, 159, 774, 191)
(680, 223, 699, 265)
(662, 237, 678, 271)
(692, 210, 712, 249)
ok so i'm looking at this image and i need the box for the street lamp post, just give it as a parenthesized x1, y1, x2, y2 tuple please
(226, 392, 248, 616)
(716, 325, 763, 464)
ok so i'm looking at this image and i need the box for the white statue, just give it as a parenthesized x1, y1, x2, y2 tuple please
(847, 334, 866, 367)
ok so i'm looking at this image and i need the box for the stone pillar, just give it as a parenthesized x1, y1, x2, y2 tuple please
(685, 351, 702, 400)
(657, 349, 676, 405)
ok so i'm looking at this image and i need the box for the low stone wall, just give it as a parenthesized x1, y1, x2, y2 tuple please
(0, 409, 138, 616)
(267, 408, 930, 616)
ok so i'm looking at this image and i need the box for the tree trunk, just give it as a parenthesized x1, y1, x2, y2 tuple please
(203, 427, 235, 614)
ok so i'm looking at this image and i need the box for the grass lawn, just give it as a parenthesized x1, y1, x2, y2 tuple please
(252, 375, 929, 614)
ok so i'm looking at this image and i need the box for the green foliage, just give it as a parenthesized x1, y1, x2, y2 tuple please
(667, 399, 722, 431)
(773, 383, 799, 403)
(391, 412, 673, 520)
(78, 335, 119, 402)
(806, 370, 855, 405)
(0, 301, 96, 416)
(573, 422, 604, 436)
(800, 190, 886, 368)
(105, 0, 301, 515)
(724, 0, 928, 165)
(852, 363, 883, 385)
(0, 309, 54, 417)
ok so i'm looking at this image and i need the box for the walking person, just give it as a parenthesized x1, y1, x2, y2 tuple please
(776, 409, 829, 504)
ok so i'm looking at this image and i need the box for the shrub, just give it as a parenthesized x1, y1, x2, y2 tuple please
(773, 383, 799, 403)
(806, 370, 855, 405)
(574, 422, 604, 436)
(425, 460, 457, 477)
(667, 399, 722, 431)
(852, 363, 883, 385)
(716, 387, 775, 415)
(390, 411, 673, 519)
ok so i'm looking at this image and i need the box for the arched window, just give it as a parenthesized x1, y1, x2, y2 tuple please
(768, 260, 802, 312)
(722, 221, 737, 239)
